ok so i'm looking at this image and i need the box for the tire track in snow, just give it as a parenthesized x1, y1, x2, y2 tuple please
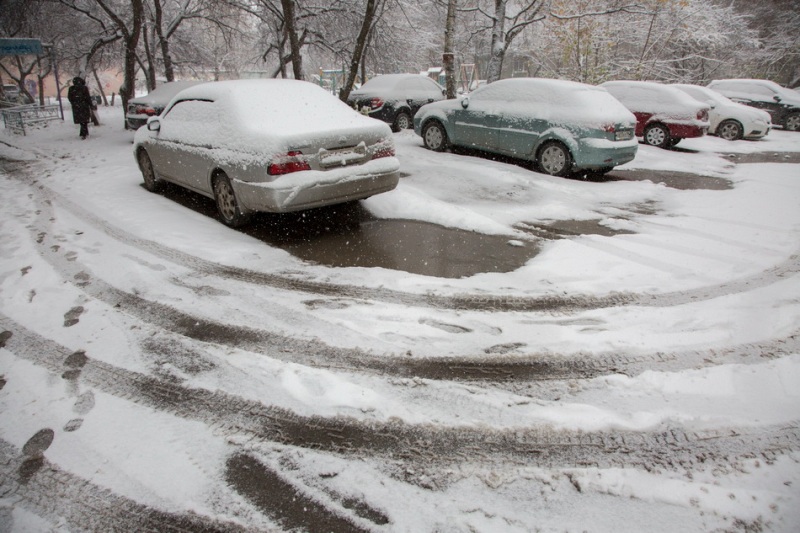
(20, 164, 800, 313)
(2, 319, 798, 476)
(0, 439, 248, 532)
(22, 217, 800, 382)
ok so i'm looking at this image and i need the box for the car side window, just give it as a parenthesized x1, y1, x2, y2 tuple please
(160, 99, 218, 143)
(163, 99, 215, 121)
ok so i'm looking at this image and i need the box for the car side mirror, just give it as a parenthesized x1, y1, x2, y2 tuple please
(147, 117, 161, 131)
(461, 97, 469, 109)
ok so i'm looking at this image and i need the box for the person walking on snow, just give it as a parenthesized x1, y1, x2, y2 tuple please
(68, 76, 95, 139)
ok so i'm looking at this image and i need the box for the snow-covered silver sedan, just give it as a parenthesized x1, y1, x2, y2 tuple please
(133, 79, 400, 227)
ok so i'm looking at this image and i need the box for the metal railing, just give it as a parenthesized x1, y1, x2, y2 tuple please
(2, 103, 61, 135)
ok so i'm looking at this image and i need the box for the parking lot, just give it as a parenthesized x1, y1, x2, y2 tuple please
(1, 107, 799, 531)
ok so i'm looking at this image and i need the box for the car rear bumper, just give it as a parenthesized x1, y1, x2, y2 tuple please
(232, 157, 400, 213)
(667, 123, 707, 139)
(574, 138, 639, 169)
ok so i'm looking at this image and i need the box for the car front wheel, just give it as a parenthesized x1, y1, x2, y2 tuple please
(717, 119, 743, 141)
(392, 110, 412, 132)
(422, 121, 449, 152)
(137, 149, 164, 192)
(784, 112, 800, 131)
(643, 123, 671, 148)
(213, 173, 251, 228)
(536, 141, 573, 177)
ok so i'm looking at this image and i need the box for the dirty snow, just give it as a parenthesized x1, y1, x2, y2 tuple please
(1, 103, 799, 532)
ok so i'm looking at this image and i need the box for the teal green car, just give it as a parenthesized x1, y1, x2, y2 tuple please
(413, 78, 638, 176)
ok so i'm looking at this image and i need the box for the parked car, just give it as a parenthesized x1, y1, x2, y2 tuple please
(413, 78, 638, 177)
(600, 81, 710, 148)
(672, 84, 771, 140)
(134, 79, 400, 227)
(706, 79, 800, 131)
(347, 74, 445, 132)
(125, 80, 205, 129)
(2, 84, 19, 100)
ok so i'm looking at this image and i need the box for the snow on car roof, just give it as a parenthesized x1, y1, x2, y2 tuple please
(360, 73, 429, 88)
(154, 79, 391, 161)
(171, 79, 382, 135)
(601, 80, 708, 113)
(129, 80, 206, 106)
(469, 78, 636, 126)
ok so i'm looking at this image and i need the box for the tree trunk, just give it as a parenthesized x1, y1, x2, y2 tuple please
(280, 0, 304, 80)
(486, 0, 507, 83)
(339, 0, 378, 102)
(443, 0, 457, 98)
(153, 0, 174, 82)
(120, 0, 144, 117)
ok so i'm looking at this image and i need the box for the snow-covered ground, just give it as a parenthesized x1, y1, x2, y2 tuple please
(1, 105, 799, 532)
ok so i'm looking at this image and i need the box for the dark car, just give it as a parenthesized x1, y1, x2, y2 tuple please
(347, 74, 445, 132)
(125, 80, 204, 130)
(707, 79, 800, 131)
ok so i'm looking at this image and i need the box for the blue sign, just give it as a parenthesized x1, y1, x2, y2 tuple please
(0, 38, 44, 56)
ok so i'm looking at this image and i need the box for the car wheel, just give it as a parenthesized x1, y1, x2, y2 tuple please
(422, 121, 449, 152)
(643, 123, 671, 148)
(392, 111, 412, 132)
(213, 173, 251, 228)
(784, 112, 800, 131)
(717, 119, 743, 141)
(536, 141, 573, 177)
(137, 149, 164, 192)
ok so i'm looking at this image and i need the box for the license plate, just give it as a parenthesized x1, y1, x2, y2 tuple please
(319, 144, 367, 168)
(615, 130, 633, 141)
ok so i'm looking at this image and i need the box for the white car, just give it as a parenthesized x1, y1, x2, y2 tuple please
(134, 79, 400, 227)
(672, 84, 771, 140)
(707, 79, 800, 131)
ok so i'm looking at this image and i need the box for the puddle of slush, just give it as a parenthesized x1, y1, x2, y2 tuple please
(272, 218, 537, 279)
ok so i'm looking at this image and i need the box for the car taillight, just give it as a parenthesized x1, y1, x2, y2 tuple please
(370, 97, 384, 110)
(373, 139, 395, 159)
(133, 105, 157, 116)
(602, 124, 616, 133)
(268, 151, 311, 175)
(698, 109, 708, 121)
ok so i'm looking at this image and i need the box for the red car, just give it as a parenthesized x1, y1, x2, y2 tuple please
(600, 80, 710, 148)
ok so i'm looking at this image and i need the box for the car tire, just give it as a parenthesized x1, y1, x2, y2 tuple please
(536, 141, 573, 177)
(717, 119, 743, 141)
(422, 121, 449, 152)
(213, 172, 251, 228)
(137, 149, 164, 192)
(784, 112, 800, 131)
(643, 123, 671, 149)
(392, 110, 412, 132)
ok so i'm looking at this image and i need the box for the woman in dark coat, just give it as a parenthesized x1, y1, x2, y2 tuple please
(67, 76, 95, 139)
